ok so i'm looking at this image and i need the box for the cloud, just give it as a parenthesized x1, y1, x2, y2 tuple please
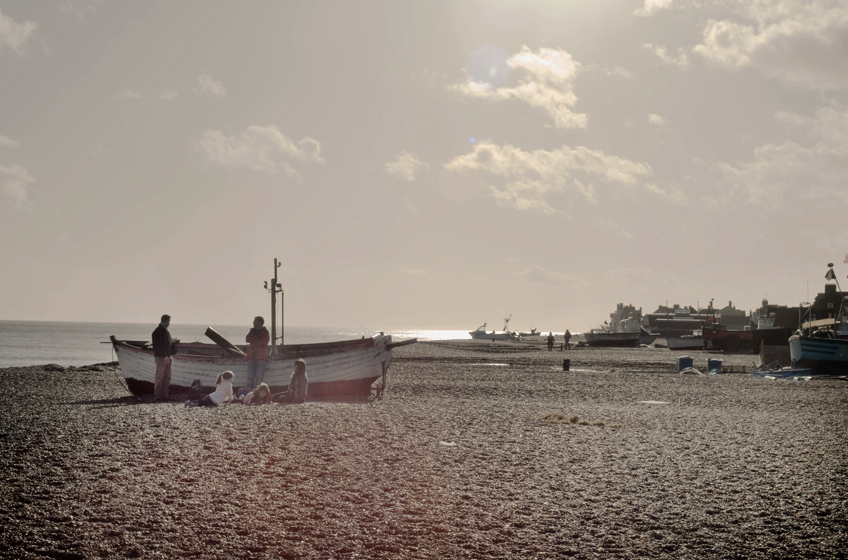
(602, 267, 676, 288)
(642, 43, 690, 68)
(516, 265, 588, 287)
(115, 89, 178, 100)
(592, 215, 634, 239)
(715, 103, 848, 205)
(647, 113, 668, 126)
(692, 2, 848, 88)
(443, 140, 653, 213)
(1, 164, 34, 209)
(0, 135, 19, 148)
(451, 46, 587, 129)
(386, 152, 428, 181)
(195, 125, 325, 173)
(634, 0, 674, 17)
(194, 74, 226, 98)
(0, 7, 37, 53)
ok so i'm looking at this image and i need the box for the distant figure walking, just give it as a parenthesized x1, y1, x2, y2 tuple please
(564, 329, 572, 350)
(276, 358, 308, 403)
(152, 314, 179, 401)
(245, 316, 271, 390)
(546, 332, 555, 351)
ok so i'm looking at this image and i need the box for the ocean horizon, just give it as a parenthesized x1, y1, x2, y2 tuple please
(0, 320, 476, 369)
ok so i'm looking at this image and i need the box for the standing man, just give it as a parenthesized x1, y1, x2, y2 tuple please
(152, 314, 178, 401)
(245, 316, 271, 390)
(564, 329, 572, 350)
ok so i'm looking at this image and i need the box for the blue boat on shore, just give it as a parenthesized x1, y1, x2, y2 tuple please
(789, 330, 848, 375)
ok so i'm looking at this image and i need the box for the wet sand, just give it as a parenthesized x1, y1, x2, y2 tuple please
(1, 340, 846, 559)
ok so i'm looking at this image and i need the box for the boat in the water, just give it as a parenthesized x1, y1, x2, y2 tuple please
(584, 304, 658, 348)
(469, 315, 519, 341)
(518, 328, 541, 337)
(110, 331, 416, 398)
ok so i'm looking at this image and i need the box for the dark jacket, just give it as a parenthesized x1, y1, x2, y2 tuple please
(152, 324, 175, 358)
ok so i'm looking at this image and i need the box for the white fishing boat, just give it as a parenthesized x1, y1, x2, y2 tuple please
(468, 315, 519, 341)
(110, 332, 416, 398)
(666, 331, 704, 350)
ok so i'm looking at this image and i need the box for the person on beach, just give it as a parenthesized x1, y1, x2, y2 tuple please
(194, 371, 234, 407)
(243, 382, 273, 405)
(274, 358, 308, 403)
(245, 316, 271, 391)
(546, 332, 555, 351)
(564, 329, 572, 350)
(152, 314, 179, 400)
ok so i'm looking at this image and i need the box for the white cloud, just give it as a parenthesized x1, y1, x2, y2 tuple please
(0, 135, 19, 148)
(195, 125, 325, 173)
(1, 164, 34, 209)
(443, 141, 653, 213)
(194, 74, 226, 98)
(516, 265, 588, 287)
(647, 113, 667, 126)
(692, 1, 848, 87)
(386, 152, 428, 181)
(642, 43, 690, 68)
(635, 0, 675, 17)
(716, 103, 848, 205)
(0, 7, 37, 53)
(451, 46, 587, 129)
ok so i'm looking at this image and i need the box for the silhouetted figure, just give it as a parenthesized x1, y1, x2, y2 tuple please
(547, 332, 555, 351)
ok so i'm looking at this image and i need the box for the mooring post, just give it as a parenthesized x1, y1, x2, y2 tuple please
(563, 359, 570, 371)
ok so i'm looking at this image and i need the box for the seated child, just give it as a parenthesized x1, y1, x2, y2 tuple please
(273, 358, 308, 403)
(243, 382, 272, 405)
(197, 370, 234, 407)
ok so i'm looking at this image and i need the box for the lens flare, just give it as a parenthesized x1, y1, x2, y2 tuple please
(465, 45, 510, 89)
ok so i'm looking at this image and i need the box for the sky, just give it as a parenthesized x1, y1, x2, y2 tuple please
(1, 0, 847, 332)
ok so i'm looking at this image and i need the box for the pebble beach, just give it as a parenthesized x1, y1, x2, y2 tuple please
(1, 340, 846, 559)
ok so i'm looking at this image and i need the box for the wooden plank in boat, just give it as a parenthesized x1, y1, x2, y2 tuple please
(204, 327, 246, 357)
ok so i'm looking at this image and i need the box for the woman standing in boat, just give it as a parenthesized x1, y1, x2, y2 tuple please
(245, 316, 270, 391)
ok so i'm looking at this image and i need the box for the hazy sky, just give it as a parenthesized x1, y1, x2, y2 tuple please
(1, 0, 847, 331)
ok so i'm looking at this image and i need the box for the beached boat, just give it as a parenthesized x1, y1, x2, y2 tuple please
(789, 318, 848, 375)
(110, 332, 415, 398)
(468, 316, 519, 341)
(666, 332, 704, 350)
(787, 264, 848, 375)
(585, 304, 658, 347)
(518, 328, 541, 337)
(702, 324, 754, 353)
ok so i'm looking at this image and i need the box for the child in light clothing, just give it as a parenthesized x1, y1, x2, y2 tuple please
(198, 371, 234, 407)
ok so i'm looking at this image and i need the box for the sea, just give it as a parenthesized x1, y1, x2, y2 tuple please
(0, 321, 472, 369)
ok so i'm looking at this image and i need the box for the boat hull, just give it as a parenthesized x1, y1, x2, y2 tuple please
(468, 331, 518, 341)
(584, 332, 641, 348)
(666, 336, 704, 350)
(789, 335, 848, 375)
(111, 334, 397, 398)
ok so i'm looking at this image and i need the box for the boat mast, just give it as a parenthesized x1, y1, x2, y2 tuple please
(268, 258, 283, 353)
